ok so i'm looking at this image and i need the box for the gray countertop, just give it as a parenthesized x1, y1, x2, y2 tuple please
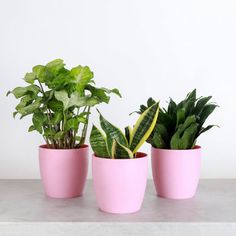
(0, 180, 236, 236)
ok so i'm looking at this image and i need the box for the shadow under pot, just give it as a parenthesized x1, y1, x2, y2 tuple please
(39, 144, 89, 198)
(151, 146, 201, 199)
(92, 152, 148, 214)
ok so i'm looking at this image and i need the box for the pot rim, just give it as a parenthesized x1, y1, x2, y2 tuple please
(151, 145, 201, 152)
(39, 144, 89, 150)
(93, 151, 147, 160)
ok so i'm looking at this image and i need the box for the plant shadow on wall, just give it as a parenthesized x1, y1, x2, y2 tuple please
(7, 59, 121, 149)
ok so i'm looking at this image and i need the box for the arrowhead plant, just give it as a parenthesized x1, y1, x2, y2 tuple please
(135, 89, 218, 150)
(90, 102, 160, 159)
(7, 59, 121, 149)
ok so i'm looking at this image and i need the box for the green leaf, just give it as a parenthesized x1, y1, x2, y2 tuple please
(99, 112, 128, 156)
(86, 85, 110, 103)
(194, 96, 212, 114)
(24, 72, 36, 84)
(8, 85, 40, 99)
(100, 87, 122, 98)
(28, 125, 36, 132)
(17, 97, 42, 117)
(176, 108, 185, 127)
(170, 123, 198, 149)
(90, 125, 109, 157)
(51, 112, 63, 125)
(129, 102, 159, 153)
(54, 131, 64, 140)
(167, 98, 177, 115)
(152, 131, 166, 148)
(198, 125, 218, 137)
(32, 111, 45, 134)
(183, 89, 196, 115)
(70, 66, 94, 96)
(46, 59, 64, 70)
(111, 139, 133, 159)
(147, 97, 156, 107)
(154, 124, 169, 145)
(170, 129, 181, 149)
(125, 126, 132, 144)
(178, 115, 196, 135)
(179, 123, 198, 149)
(55, 90, 99, 110)
(65, 117, 79, 131)
(15, 95, 33, 110)
(13, 111, 18, 118)
(198, 104, 218, 127)
(47, 98, 63, 112)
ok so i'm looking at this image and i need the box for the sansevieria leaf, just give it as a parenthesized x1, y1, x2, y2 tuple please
(99, 112, 128, 155)
(90, 125, 109, 157)
(129, 102, 159, 153)
(111, 139, 133, 159)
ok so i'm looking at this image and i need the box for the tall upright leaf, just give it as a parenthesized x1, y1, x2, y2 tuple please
(90, 125, 109, 157)
(129, 102, 159, 153)
(99, 113, 128, 155)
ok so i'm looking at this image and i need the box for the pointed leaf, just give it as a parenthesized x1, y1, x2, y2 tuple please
(194, 96, 212, 114)
(90, 125, 109, 157)
(125, 126, 132, 144)
(198, 125, 218, 137)
(179, 123, 198, 149)
(99, 112, 128, 156)
(111, 139, 133, 159)
(199, 104, 218, 126)
(152, 131, 166, 148)
(129, 102, 159, 153)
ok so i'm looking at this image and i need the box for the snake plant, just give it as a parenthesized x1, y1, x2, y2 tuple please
(135, 89, 218, 150)
(90, 102, 159, 159)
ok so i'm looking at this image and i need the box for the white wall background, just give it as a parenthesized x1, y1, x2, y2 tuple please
(0, 0, 235, 179)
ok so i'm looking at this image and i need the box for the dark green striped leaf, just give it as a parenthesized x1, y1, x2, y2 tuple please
(111, 140, 133, 159)
(90, 125, 109, 157)
(129, 102, 159, 153)
(99, 113, 128, 156)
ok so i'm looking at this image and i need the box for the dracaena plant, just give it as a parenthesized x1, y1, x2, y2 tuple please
(7, 59, 121, 149)
(90, 102, 159, 159)
(135, 89, 218, 150)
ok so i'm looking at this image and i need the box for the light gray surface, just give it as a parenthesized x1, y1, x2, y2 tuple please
(0, 180, 236, 235)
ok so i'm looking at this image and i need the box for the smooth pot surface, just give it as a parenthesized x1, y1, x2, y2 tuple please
(92, 153, 148, 214)
(39, 144, 88, 198)
(152, 146, 201, 199)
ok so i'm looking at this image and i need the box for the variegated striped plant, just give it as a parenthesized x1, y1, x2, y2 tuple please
(90, 102, 159, 159)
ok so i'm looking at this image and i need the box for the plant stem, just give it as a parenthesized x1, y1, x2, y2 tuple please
(38, 81, 57, 148)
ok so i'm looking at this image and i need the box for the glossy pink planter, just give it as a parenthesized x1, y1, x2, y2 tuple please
(39, 144, 88, 198)
(152, 146, 201, 199)
(92, 153, 148, 214)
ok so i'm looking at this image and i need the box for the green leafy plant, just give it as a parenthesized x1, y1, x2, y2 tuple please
(7, 59, 121, 149)
(135, 89, 218, 150)
(90, 102, 159, 159)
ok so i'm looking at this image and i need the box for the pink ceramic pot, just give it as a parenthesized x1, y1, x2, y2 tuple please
(92, 153, 148, 214)
(39, 144, 88, 198)
(152, 146, 201, 199)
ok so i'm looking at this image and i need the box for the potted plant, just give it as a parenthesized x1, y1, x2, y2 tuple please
(7, 59, 121, 198)
(135, 89, 218, 199)
(90, 102, 159, 214)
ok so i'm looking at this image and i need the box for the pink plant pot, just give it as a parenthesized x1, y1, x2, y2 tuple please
(151, 146, 201, 199)
(39, 144, 88, 198)
(92, 153, 148, 214)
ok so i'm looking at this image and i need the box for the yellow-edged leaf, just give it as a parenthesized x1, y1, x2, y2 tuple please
(129, 102, 159, 153)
